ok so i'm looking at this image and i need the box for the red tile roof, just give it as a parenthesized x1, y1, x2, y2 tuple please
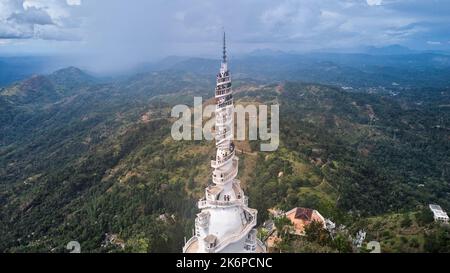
(294, 207, 314, 221)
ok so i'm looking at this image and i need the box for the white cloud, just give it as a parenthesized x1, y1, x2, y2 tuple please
(67, 0, 81, 6)
(252, 0, 421, 50)
(0, 0, 83, 41)
(8, 7, 54, 25)
(0, 23, 33, 39)
(427, 41, 442, 45)
(0, 40, 12, 45)
(367, 0, 382, 6)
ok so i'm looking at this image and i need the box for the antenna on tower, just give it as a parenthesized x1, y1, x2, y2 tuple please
(222, 30, 227, 63)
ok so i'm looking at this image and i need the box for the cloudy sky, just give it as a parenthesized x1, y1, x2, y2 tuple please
(0, 0, 449, 69)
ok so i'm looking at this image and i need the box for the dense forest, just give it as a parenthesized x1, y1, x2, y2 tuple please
(0, 65, 449, 252)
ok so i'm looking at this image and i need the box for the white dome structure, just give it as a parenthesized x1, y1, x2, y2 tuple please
(183, 33, 266, 253)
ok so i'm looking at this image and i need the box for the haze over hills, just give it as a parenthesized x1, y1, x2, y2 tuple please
(0, 60, 449, 252)
(138, 49, 450, 89)
(2, 45, 450, 88)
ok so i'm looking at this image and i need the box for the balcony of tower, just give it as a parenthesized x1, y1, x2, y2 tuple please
(195, 211, 210, 229)
(183, 236, 199, 253)
(212, 142, 235, 166)
(216, 80, 231, 85)
(215, 87, 232, 97)
(216, 147, 234, 159)
(212, 158, 238, 185)
(244, 229, 258, 252)
(204, 235, 218, 253)
(211, 151, 234, 168)
(217, 71, 230, 79)
(216, 78, 231, 86)
(183, 233, 265, 253)
(216, 93, 233, 100)
(212, 159, 237, 182)
(205, 184, 223, 201)
(216, 80, 231, 91)
(216, 94, 233, 106)
(231, 180, 246, 202)
(198, 193, 248, 209)
(215, 135, 233, 148)
(217, 99, 233, 109)
(215, 138, 233, 150)
(212, 146, 235, 166)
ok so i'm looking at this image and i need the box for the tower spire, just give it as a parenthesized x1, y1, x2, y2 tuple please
(222, 31, 227, 63)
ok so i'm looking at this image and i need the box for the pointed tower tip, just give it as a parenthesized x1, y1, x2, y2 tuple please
(222, 31, 227, 63)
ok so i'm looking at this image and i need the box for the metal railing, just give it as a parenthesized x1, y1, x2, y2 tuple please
(217, 99, 233, 109)
(198, 195, 248, 209)
(182, 236, 198, 253)
(217, 77, 231, 84)
(216, 88, 232, 97)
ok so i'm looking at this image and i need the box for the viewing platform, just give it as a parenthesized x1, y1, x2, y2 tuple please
(198, 195, 248, 209)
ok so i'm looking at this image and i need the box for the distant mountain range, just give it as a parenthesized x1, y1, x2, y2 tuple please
(136, 49, 450, 89)
(2, 45, 450, 88)
(363, 45, 418, 55)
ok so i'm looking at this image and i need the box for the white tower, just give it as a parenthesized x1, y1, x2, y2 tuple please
(183, 33, 266, 253)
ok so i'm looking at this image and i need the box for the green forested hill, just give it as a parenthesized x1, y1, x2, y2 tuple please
(0, 68, 213, 252)
(0, 68, 449, 252)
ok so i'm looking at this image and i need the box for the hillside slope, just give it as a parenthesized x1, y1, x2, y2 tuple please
(0, 69, 449, 252)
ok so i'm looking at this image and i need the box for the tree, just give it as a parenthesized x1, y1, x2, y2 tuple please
(304, 220, 332, 246)
(125, 234, 150, 253)
(332, 234, 353, 253)
(424, 226, 450, 253)
(187, 176, 195, 190)
(273, 216, 294, 252)
(274, 215, 294, 240)
(416, 207, 434, 226)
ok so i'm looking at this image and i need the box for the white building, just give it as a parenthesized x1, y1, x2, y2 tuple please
(429, 204, 449, 223)
(183, 33, 266, 253)
(353, 230, 366, 248)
